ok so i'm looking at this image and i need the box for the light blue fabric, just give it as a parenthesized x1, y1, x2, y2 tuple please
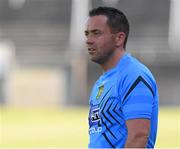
(88, 53, 159, 148)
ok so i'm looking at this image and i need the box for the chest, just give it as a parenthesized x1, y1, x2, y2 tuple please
(89, 80, 124, 130)
(89, 80, 119, 106)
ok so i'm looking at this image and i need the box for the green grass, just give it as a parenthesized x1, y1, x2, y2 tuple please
(0, 106, 88, 147)
(156, 106, 180, 147)
(0, 106, 180, 147)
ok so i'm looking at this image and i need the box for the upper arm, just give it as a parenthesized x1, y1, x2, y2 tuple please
(118, 67, 156, 147)
(126, 118, 150, 137)
(125, 118, 150, 147)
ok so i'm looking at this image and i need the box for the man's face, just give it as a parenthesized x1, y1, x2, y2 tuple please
(85, 15, 116, 64)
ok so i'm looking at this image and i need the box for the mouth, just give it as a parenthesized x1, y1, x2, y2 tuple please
(88, 48, 96, 54)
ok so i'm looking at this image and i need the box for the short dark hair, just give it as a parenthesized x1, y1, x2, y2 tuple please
(89, 7, 130, 48)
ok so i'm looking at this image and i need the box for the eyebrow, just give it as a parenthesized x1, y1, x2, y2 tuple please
(84, 29, 101, 34)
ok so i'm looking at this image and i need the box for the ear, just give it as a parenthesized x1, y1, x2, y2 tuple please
(115, 32, 126, 47)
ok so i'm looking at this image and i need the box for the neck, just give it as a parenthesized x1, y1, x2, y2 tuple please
(100, 48, 126, 72)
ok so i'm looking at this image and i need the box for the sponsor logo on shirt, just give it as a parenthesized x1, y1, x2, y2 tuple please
(89, 106, 102, 134)
(90, 108, 100, 122)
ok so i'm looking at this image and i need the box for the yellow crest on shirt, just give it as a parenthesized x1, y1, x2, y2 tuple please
(96, 85, 104, 100)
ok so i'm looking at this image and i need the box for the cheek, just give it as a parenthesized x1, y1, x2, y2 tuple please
(98, 37, 115, 51)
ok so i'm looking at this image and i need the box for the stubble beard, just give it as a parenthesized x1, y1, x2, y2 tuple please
(90, 48, 114, 65)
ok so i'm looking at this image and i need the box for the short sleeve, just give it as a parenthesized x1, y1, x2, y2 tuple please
(121, 75, 154, 121)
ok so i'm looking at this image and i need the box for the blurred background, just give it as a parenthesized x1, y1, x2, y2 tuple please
(0, 0, 180, 147)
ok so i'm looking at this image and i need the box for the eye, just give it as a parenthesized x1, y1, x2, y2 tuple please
(93, 31, 101, 36)
(84, 31, 89, 37)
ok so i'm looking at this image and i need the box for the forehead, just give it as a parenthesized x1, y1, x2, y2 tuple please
(85, 15, 109, 30)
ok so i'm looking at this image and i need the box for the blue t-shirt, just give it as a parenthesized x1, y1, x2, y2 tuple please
(88, 53, 159, 148)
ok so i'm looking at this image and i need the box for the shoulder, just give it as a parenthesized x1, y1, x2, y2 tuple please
(117, 55, 157, 99)
(120, 54, 155, 83)
(116, 56, 158, 120)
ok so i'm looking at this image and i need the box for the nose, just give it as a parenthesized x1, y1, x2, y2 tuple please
(86, 36, 94, 45)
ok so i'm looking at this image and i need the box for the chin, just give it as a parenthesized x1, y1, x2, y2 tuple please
(90, 57, 98, 63)
(90, 58, 104, 64)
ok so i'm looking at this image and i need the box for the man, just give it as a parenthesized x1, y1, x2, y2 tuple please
(84, 7, 159, 148)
